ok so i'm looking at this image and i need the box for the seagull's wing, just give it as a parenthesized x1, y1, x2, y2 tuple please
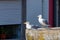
(43, 19, 49, 25)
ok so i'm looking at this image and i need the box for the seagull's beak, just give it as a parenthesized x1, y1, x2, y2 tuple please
(24, 22, 26, 24)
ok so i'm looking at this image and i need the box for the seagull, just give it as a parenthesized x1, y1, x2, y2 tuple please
(24, 21, 33, 29)
(37, 14, 50, 28)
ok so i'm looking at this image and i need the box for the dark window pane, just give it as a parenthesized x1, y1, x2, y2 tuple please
(0, 24, 21, 39)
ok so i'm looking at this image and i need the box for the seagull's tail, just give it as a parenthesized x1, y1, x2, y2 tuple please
(46, 25, 50, 26)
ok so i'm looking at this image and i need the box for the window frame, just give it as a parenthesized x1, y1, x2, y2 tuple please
(21, 0, 26, 40)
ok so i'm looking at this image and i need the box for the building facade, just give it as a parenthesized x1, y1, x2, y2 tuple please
(0, 0, 55, 40)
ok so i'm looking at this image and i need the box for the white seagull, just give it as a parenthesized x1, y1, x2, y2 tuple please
(24, 21, 33, 29)
(37, 14, 50, 28)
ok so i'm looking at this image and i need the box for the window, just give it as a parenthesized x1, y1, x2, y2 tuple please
(0, 24, 21, 39)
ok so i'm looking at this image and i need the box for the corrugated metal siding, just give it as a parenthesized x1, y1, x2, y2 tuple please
(43, 0, 49, 19)
(27, 0, 49, 26)
(0, 1, 21, 25)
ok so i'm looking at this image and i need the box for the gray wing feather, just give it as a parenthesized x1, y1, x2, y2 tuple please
(43, 19, 49, 25)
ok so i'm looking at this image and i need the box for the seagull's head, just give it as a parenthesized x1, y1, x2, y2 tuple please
(24, 21, 30, 24)
(37, 15, 42, 18)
